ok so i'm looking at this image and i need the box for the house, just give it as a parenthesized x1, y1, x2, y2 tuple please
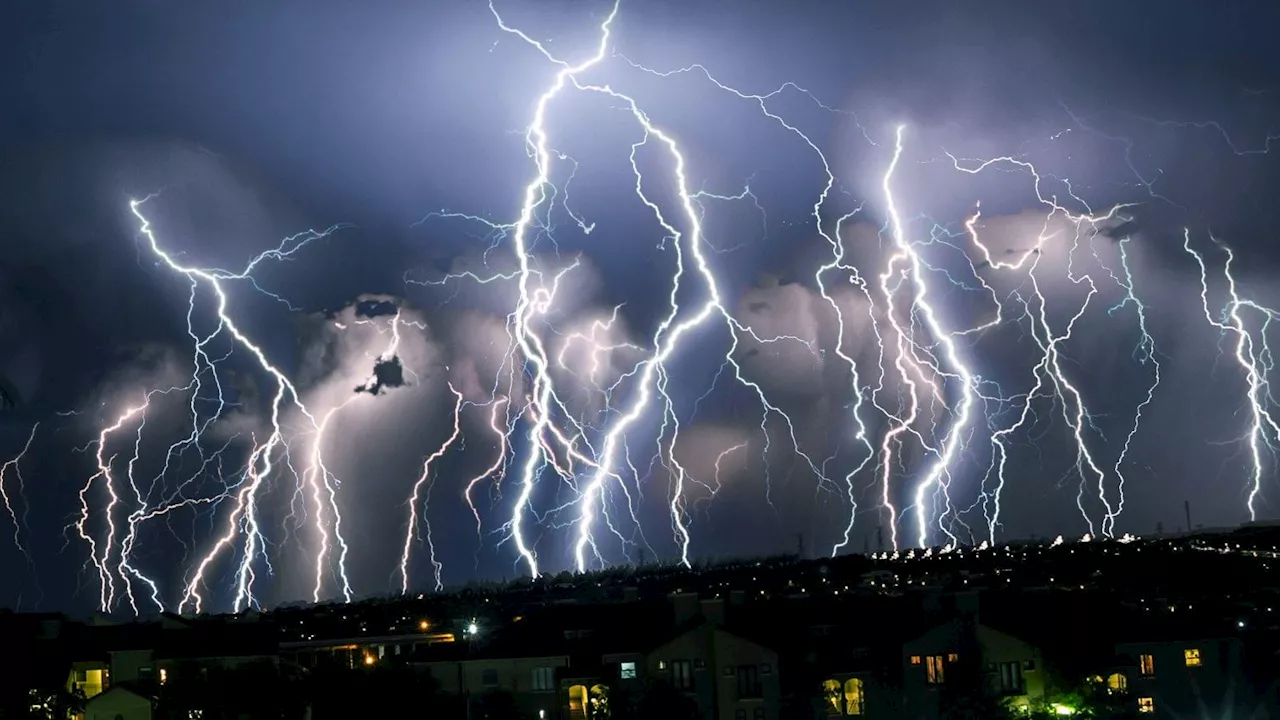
(1112, 631, 1270, 718)
(644, 620, 781, 720)
(811, 627, 903, 719)
(83, 684, 157, 720)
(901, 617, 1047, 719)
(416, 651, 571, 719)
(59, 612, 292, 720)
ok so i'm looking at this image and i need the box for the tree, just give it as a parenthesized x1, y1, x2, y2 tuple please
(472, 689, 519, 720)
(611, 679, 698, 720)
(306, 661, 447, 720)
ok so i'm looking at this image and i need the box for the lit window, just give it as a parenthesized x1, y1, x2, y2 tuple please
(568, 685, 588, 720)
(947, 653, 959, 662)
(822, 680, 842, 716)
(159, 668, 168, 685)
(909, 655, 921, 665)
(1137, 697, 1154, 713)
(844, 678, 864, 715)
(1139, 654, 1155, 676)
(1184, 648, 1202, 667)
(589, 685, 610, 716)
(620, 661, 637, 679)
(1107, 673, 1128, 693)
(925, 655, 945, 684)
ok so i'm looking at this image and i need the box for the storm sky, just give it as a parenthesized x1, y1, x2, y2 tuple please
(2, 0, 1279, 614)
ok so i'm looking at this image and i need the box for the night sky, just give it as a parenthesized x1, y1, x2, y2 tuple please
(2, 0, 1279, 615)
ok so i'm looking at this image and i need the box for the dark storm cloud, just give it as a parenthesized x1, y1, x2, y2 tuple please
(355, 356, 406, 396)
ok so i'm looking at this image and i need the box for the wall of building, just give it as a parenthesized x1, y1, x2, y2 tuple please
(69, 663, 108, 699)
(713, 629, 781, 720)
(419, 655, 568, 719)
(646, 624, 781, 720)
(1117, 639, 1257, 719)
(901, 621, 1044, 720)
(108, 649, 155, 684)
(85, 689, 152, 720)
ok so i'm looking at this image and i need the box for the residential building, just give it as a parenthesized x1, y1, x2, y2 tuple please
(416, 653, 570, 719)
(83, 685, 157, 720)
(902, 618, 1047, 719)
(1114, 634, 1269, 718)
(644, 616, 781, 720)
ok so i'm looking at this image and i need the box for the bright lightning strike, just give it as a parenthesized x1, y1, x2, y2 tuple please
(37, 1, 1277, 613)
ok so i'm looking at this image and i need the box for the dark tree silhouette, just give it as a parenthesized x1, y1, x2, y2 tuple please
(612, 679, 698, 720)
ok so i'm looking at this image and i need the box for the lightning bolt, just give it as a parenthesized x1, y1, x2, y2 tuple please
(67, 199, 356, 614)
(46, 1, 1277, 611)
(400, 382, 464, 593)
(1, 423, 39, 554)
(1185, 230, 1280, 520)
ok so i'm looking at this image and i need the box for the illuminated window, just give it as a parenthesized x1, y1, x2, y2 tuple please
(568, 685, 588, 720)
(844, 678, 864, 715)
(589, 685, 610, 718)
(947, 653, 959, 663)
(159, 668, 168, 685)
(1184, 648, 1202, 667)
(925, 655, 945, 684)
(620, 661, 637, 679)
(1137, 697, 1154, 713)
(822, 680, 842, 716)
(909, 655, 921, 665)
(1107, 673, 1128, 693)
(1139, 654, 1155, 676)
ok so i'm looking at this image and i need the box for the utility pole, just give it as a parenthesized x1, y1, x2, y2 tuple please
(1184, 500, 1192, 535)
(876, 525, 884, 552)
(796, 533, 805, 559)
